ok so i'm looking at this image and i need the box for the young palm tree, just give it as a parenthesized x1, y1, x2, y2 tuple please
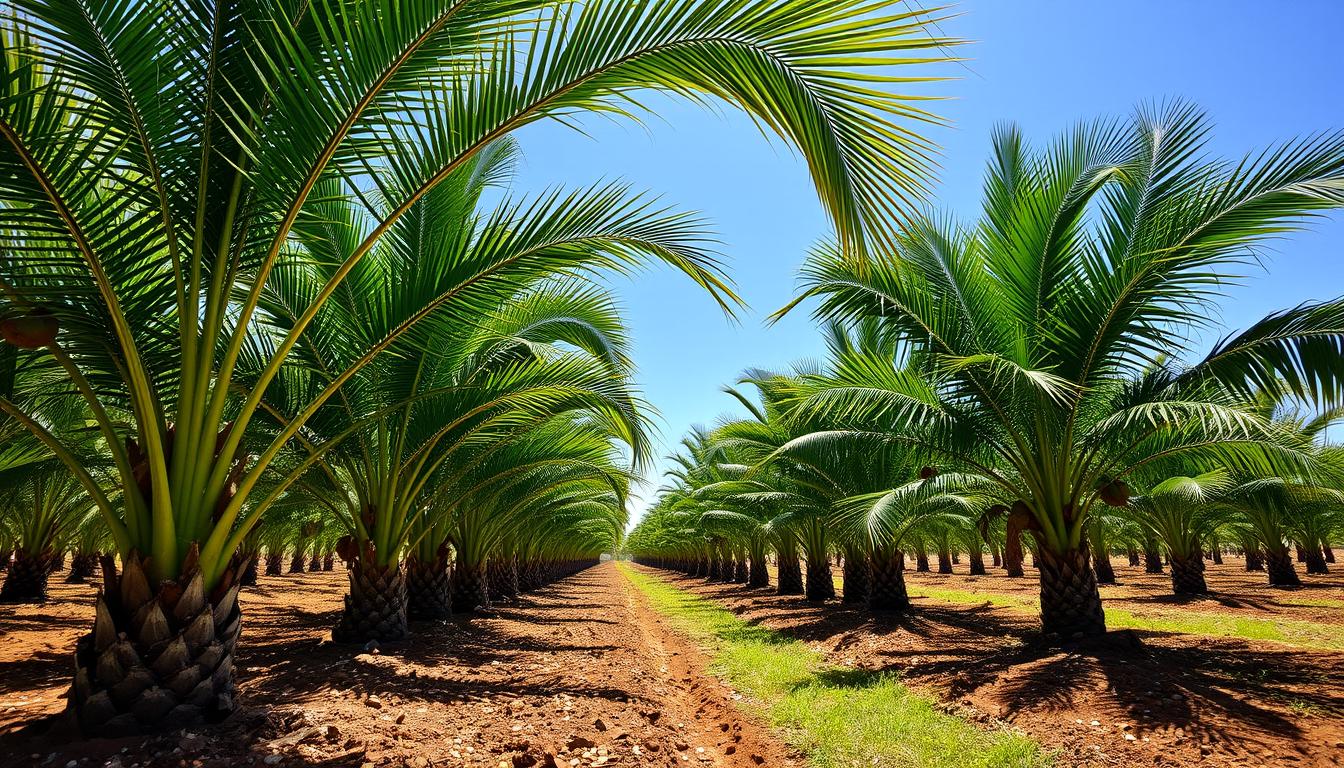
(0, 0, 958, 733)
(1127, 471, 1234, 594)
(784, 104, 1344, 636)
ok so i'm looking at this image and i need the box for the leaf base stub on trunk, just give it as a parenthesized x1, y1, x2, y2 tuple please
(333, 560, 408, 643)
(69, 551, 241, 737)
(1169, 554, 1208, 595)
(451, 563, 490, 613)
(776, 556, 804, 595)
(804, 559, 836, 602)
(0, 550, 54, 603)
(1037, 547, 1106, 638)
(867, 553, 909, 613)
(407, 558, 452, 621)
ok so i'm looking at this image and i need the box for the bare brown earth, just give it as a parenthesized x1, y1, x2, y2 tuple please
(657, 556, 1344, 768)
(0, 563, 796, 768)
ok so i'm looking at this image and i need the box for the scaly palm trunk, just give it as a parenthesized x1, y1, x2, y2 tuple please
(0, 549, 54, 603)
(69, 550, 241, 736)
(733, 557, 749, 584)
(1304, 545, 1328, 575)
(804, 556, 835, 602)
(333, 552, 408, 643)
(968, 548, 986, 576)
(1325, 544, 1336, 564)
(264, 553, 283, 576)
(1143, 543, 1164, 574)
(1169, 550, 1207, 594)
(866, 550, 909, 612)
(322, 553, 335, 571)
(777, 551, 803, 595)
(915, 550, 929, 572)
(406, 555, 452, 621)
(1244, 547, 1264, 571)
(1126, 548, 1140, 567)
(67, 552, 100, 584)
(451, 560, 490, 613)
(841, 551, 869, 604)
(1093, 551, 1116, 584)
(308, 553, 321, 572)
(1004, 523, 1025, 577)
(936, 547, 953, 574)
(1265, 546, 1301, 586)
(238, 553, 259, 587)
(748, 551, 769, 588)
(1036, 546, 1105, 637)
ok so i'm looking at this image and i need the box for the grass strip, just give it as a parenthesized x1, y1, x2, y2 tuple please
(619, 564, 1048, 768)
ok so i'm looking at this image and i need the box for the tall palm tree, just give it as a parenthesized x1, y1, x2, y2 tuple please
(0, 0, 957, 733)
(785, 104, 1344, 636)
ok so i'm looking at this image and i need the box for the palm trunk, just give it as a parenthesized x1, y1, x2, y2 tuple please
(1036, 546, 1105, 637)
(1210, 547, 1223, 565)
(238, 553, 259, 587)
(1093, 551, 1116, 584)
(308, 553, 321, 572)
(264, 553, 283, 576)
(1169, 550, 1207, 594)
(936, 547, 953, 574)
(1325, 544, 1336, 564)
(288, 549, 305, 574)
(69, 551, 241, 736)
(841, 553, 869, 604)
(406, 556, 452, 621)
(1245, 547, 1264, 571)
(1265, 547, 1301, 587)
(991, 548, 1001, 568)
(1304, 545, 1328, 575)
(777, 550, 803, 595)
(451, 560, 490, 612)
(49, 551, 65, 572)
(1143, 544, 1164, 574)
(67, 552, 100, 584)
(866, 551, 909, 612)
(1295, 543, 1307, 563)
(804, 557, 835, 602)
(733, 558, 749, 584)
(748, 551, 769, 588)
(915, 550, 929, 572)
(968, 548, 986, 575)
(322, 553, 334, 571)
(1004, 525, 1025, 577)
(0, 549, 53, 603)
(1126, 548, 1140, 567)
(706, 555, 721, 582)
(333, 555, 408, 643)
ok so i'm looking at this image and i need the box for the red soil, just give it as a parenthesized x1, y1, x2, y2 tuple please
(648, 556, 1344, 768)
(0, 563, 794, 768)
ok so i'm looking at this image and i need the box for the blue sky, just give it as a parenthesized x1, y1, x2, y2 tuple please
(507, 1, 1344, 524)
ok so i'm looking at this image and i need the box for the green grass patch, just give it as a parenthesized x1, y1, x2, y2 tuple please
(620, 564, 1047, 768)
(902, 583, 1344, 651)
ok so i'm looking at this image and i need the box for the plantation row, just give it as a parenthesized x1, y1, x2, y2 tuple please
(628, 109, 1344, 638)
(2, 0, 1344, 752)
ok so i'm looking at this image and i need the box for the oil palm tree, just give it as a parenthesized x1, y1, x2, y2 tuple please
(1, 0, 958, 733)
(784, 103, 1344, 636)
(1127, 471, 1234, 594)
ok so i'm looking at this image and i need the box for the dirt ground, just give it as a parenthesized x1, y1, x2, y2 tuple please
(3, 558, 1342, 768)
(660, 556, 1344, 768)
(0, 563, 795, 768)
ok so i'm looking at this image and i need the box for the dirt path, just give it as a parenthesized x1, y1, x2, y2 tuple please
(0, 563, 793, 768)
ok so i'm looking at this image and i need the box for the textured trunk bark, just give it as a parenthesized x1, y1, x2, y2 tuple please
(322, 553, 334, 571)
(308, 554, 321, 572)
(49, 552, 65, 572)
(69, 551, 241, 736)
(968, 548, 986, 576)
(748, 553, 769, 588)
(776, 552, 803, 595)
(1295, 543, 1307, 563)
(1143, 545, 1164, 574)
(1037, 547, 1105, 637)
(67, 552, 100, 584)
(866, 551, 909, 612)
(804, 558, 836, 602)
(1265, 548, 1301, 587)
(1004, 526, 1025, 578)
(1325, 544, 1336, 564)
(706, 556, 721, 582)
(1245, 547, 1264, 571)
(288, 551, 305, 574)
(733, 558, 749, 584)
(991, 549, 1002, 568)
(936, 549, 953, 574)
(1126, 548, 1140, 567)
(1093, 552, 1116, 585)
(841, 554, 869, 604)
(1210, 547, 1223, 565)
(264, 553, 283, 576)
(915, 551, 929, 572)
(0, 549, 53, 603)
(719, 556, 737, 584)
(406, 557, 452, 621)
(238, 553, 259, 587)
(451, 561, 490, 612)
(1304, 546, 1329, 575)
(1169, 551, 1208, 594)
(333, 557, 408, 643)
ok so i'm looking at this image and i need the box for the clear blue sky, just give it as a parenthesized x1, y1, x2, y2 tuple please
(506, 1, 1344, 525)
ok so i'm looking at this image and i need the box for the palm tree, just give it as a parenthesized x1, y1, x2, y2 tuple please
(1127, 471, 1234, 594)
(0, 0, 958, 733)
(785, 104, 1344, 636)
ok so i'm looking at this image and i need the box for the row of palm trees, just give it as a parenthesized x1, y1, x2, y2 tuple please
(629, 104, 1344, 638)
(0, 0, 961, 739)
